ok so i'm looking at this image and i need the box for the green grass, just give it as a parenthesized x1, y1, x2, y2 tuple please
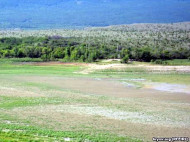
(0, 58, 43, 63)
(99, 67, 146, 73)
(0, 124, 141, 142)
(0, 60, 190, 85)
(0, 64, 83, 76)
(0, 96, 64, 109)
(0, 94, 142, 141)
(92, 69, 190, 85)
(0, 60, 189, 141)
(152, 59, 190, 66)
(0, 58, 84, 77)
(0, 95, 103, 110)
(0, 131, 55, 142)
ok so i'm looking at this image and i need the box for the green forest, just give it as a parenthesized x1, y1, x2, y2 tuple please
(0, 36, 189, 63)
(0, 23, 190, 63)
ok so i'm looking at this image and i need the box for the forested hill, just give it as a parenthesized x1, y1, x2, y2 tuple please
(0, 0, 190, 29)
(0, 23, 190, 62)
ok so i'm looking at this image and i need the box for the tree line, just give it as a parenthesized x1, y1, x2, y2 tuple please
(0, 36, 189, 63)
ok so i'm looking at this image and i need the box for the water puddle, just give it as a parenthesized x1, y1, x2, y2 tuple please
(146, 83, 190, 94)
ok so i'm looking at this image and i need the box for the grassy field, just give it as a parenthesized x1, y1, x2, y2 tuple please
(152, 59, 190, 66)
(94, 68, 190, 85)
(0, 60, 190, 142)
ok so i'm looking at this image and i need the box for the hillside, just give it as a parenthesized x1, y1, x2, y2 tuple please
(0, 22, 190, 62)
(0, 0, 190, 29)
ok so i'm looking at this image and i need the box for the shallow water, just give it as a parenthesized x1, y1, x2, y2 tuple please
(147, 83, 190, 94)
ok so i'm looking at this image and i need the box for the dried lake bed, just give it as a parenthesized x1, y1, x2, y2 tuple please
(0, 62, 190, 141)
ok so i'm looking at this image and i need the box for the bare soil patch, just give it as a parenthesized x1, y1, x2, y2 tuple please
(77, 63, 190, 74)
(0, 86, 45, 97)
(2, 74, 190, 141)
(8, 104, 190, 141)
(16, 76, 190, 102)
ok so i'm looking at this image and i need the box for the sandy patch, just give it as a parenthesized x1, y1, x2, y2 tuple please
(0, 86, 45, 97)
(77, 64, 127, 74)
(101, 59, 121, 62)
(75, 63, 190, 74)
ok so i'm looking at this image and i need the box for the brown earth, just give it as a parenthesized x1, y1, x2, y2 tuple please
(16, 76, 190, 102)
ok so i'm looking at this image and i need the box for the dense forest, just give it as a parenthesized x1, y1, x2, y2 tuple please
(0, 36, 116, 62)
(0, 23, 190, 63)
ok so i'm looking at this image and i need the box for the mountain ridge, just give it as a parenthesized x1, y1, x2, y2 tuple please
(0, 0, 190, 29)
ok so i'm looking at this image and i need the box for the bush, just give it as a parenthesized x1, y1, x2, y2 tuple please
(154, 60, 163, 64)
(121, 55, 129, 64)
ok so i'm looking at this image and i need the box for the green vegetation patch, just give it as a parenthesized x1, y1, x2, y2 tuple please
(92, 69, 190, 85)
(0, 124, 141, 142)
(99, 67, 147, 73)
(0, 96, 63, 109)
(0, 35, 190, 63)
(0, 58, 43, 64)
(152, 59, 190, 66)
(0, 63, 83, 76)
